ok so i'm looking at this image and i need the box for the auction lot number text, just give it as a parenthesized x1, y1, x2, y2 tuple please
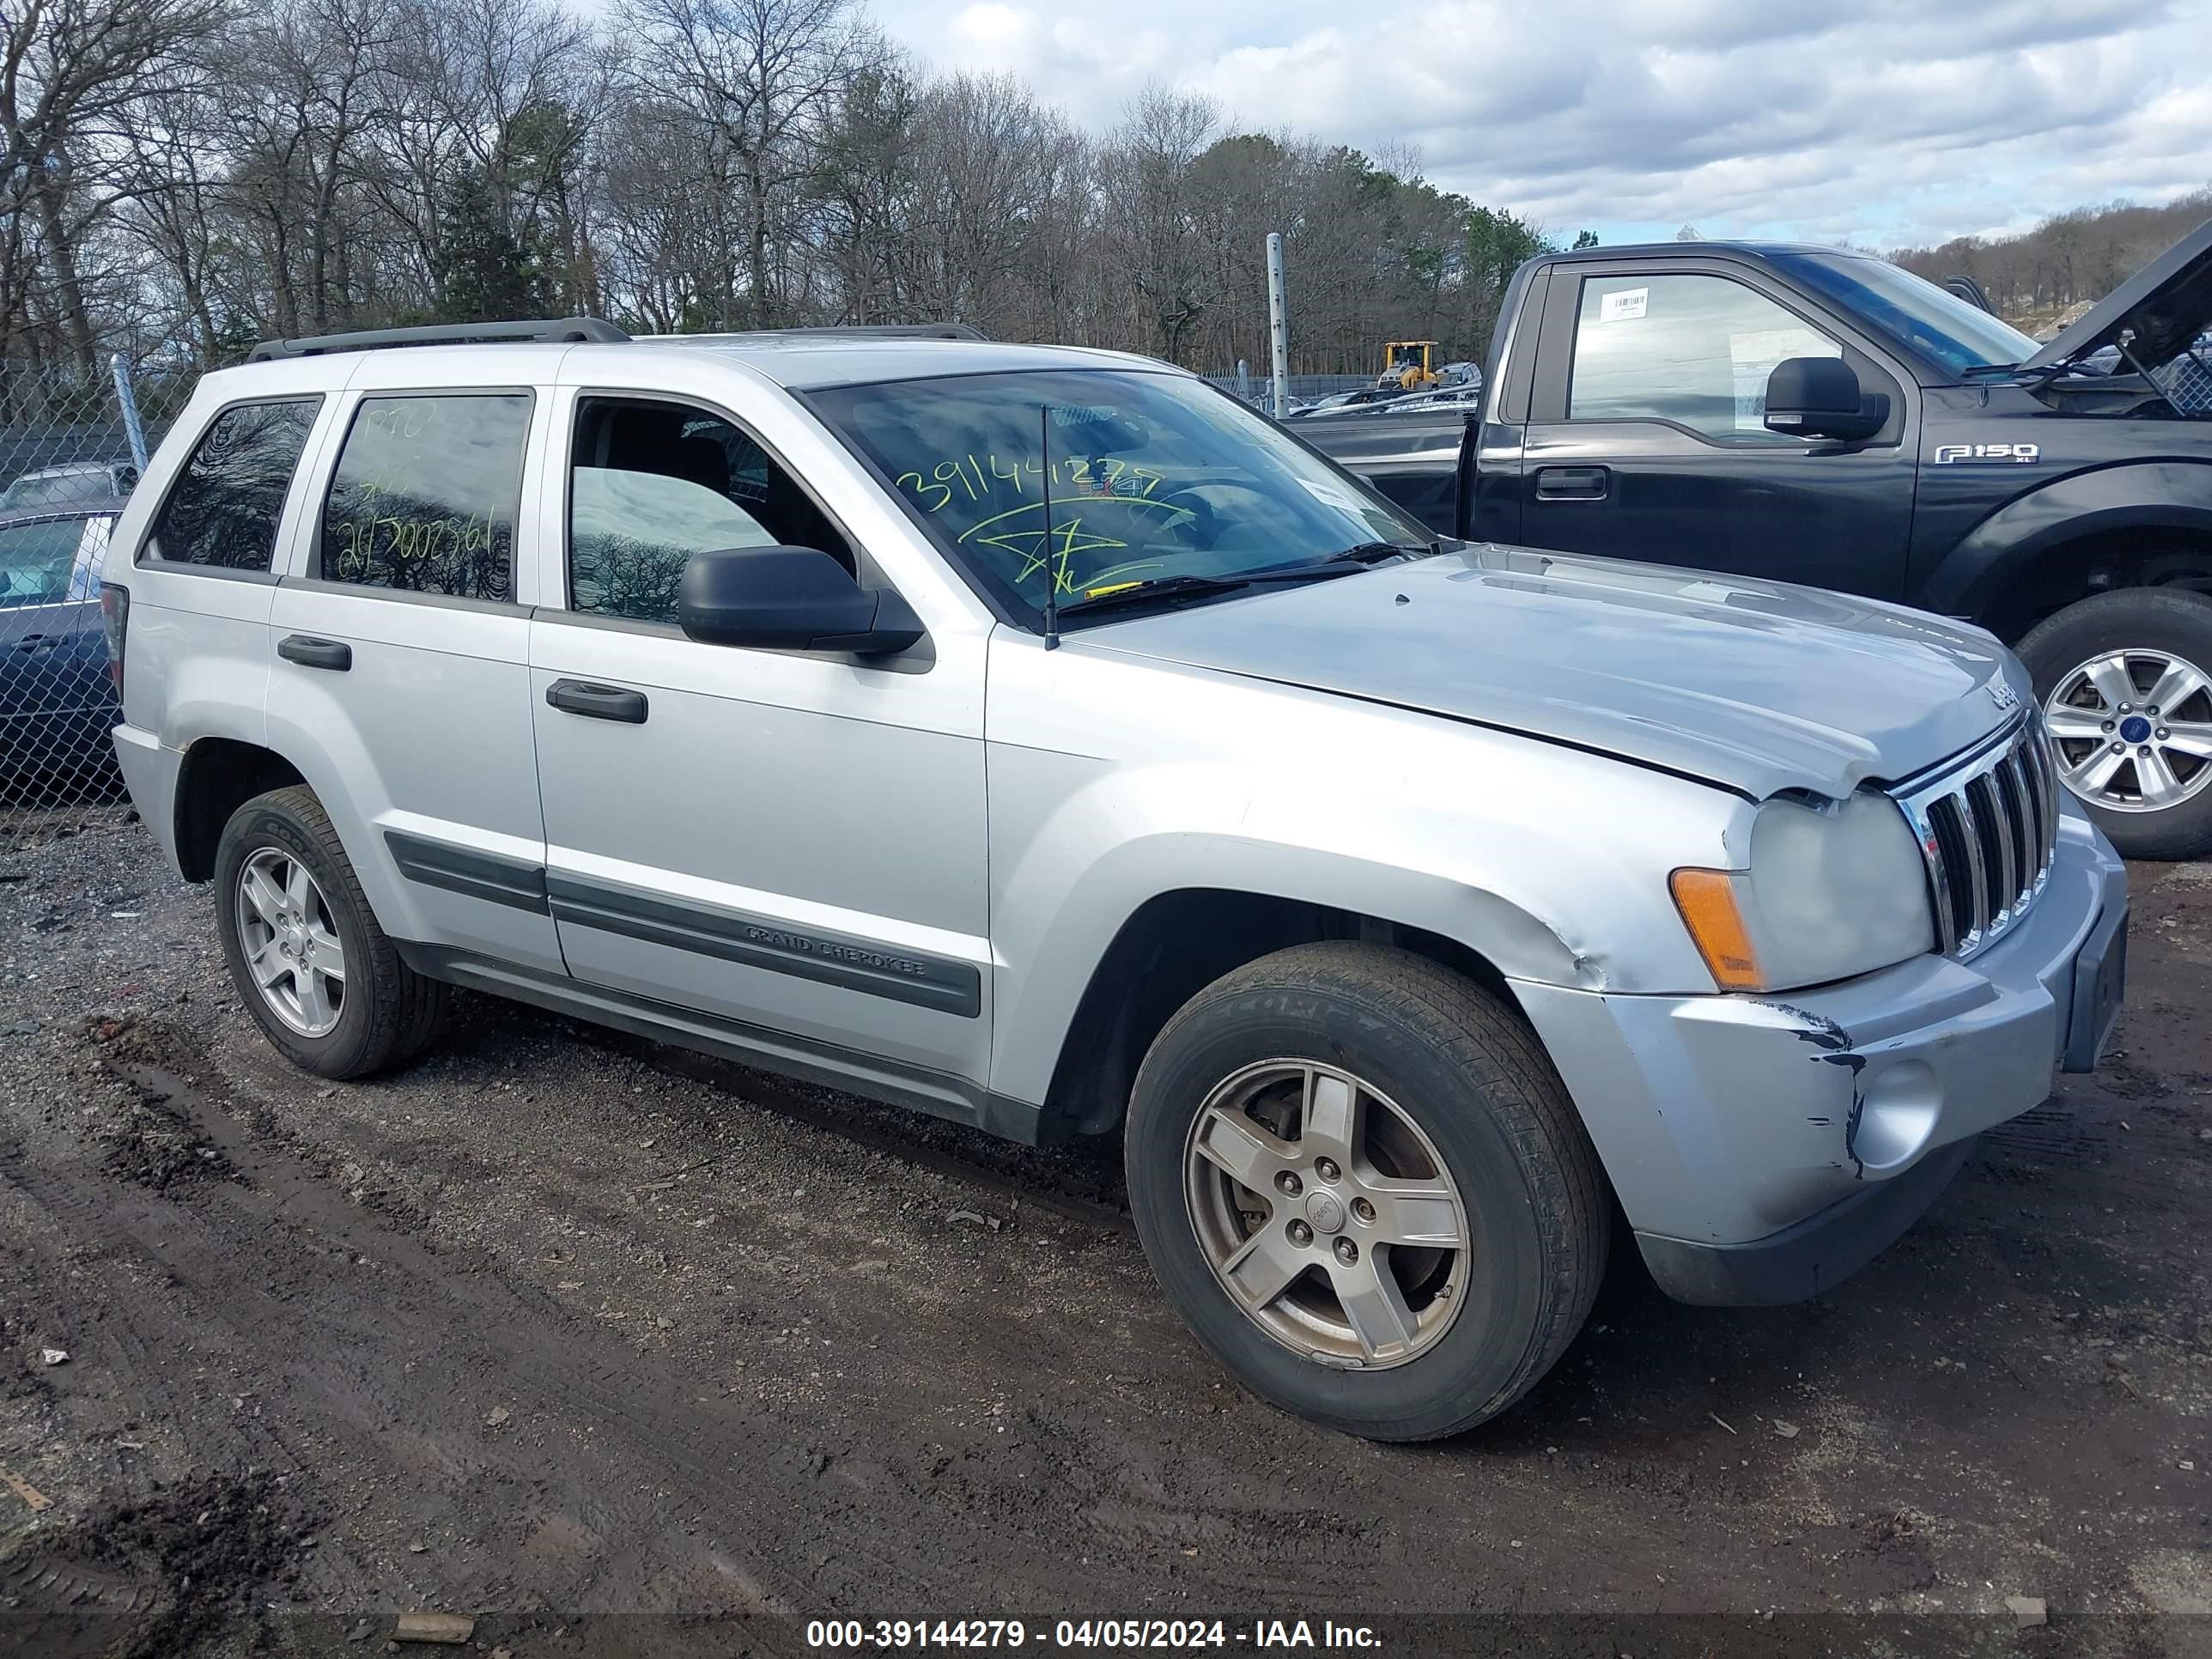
(806, 1620, 1382, 1650)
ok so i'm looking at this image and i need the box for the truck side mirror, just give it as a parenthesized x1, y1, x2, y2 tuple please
(678, 545, 925, 656)
(1764, 356, 1887, 442)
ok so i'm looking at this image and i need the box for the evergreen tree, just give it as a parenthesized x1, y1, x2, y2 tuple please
(435, 163, 549, 323)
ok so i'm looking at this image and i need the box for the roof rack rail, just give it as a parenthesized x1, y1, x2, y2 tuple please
(635, 323, 988, 344)
(246, 316, 630, 362)
(781, 324, 986, 340)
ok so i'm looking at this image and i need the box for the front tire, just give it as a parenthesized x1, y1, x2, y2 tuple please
(214, 786, 446, 1079)
(1125, 943, 1607, 1441)
(2017, 587, 2212, 860)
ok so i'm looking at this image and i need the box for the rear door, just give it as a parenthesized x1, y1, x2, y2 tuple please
(1516, 262, 1917, 599)
(264, 356, 563, 973)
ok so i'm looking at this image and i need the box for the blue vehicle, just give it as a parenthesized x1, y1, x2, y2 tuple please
(0, 499, 125, 796)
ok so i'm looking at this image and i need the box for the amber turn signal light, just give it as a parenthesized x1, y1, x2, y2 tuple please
(1668, 868, 1763, 992)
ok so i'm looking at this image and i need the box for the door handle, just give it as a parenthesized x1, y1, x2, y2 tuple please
(13, 634, 60, 651)
(546, 678, 648, 725)
(1534, 465, 1610, 501)
(278, 635, 353, 672)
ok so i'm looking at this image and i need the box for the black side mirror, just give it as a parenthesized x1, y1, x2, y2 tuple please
(1764, 356, 1888, 441)
(678, 545, 924, 656)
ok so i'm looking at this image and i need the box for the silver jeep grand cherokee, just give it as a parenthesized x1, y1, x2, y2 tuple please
(102, 318, 2128, 1441)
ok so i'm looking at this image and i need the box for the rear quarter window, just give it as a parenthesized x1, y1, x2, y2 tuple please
(144, 398, 321, 571)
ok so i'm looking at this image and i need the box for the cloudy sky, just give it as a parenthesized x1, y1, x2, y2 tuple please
(868, 0, 2212, 248)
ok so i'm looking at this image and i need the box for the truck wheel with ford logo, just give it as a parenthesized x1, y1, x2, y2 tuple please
(1125, 942, 1607, 1441)
(2018, 587, 2212, 860)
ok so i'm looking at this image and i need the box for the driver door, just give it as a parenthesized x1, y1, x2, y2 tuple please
(1516, 264, 1918, 599)
(526, 376, 994, 1093)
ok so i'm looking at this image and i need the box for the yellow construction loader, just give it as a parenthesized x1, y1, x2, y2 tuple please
(1379, 340, 1440, 391)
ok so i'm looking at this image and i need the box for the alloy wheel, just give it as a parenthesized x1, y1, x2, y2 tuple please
(234, 847, 347, 1037)
(2044, 648, 2212, 815)
(1183, 1060, 1469, 1369)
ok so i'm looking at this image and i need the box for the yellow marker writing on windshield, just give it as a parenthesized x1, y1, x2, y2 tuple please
(1083, 580, 1145, 599)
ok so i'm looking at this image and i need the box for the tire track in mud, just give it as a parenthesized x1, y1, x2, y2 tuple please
(3, 1061, 904, 1618)
(578, 1027, 1135, 1233)
(0, 1023, 1249, 1654)
(171, 1013, 1368, 1589)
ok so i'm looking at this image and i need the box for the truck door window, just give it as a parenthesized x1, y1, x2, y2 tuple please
(143, 398, 320, 571)
(1568, 275, 1841, 443)
(318, 392, 533, 602)
(565, 398, 856, 625)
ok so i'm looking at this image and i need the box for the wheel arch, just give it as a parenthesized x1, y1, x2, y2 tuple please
(173, 736, 308, 882)
(1029, 884, 1565, 1142)
(1920, 463, 2212, 641)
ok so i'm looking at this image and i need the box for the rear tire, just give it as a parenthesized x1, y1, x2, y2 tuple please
(1124, 942, 1607, 1441)
(2017, 587, 2212, 860)
(214, 786, 446, 1079)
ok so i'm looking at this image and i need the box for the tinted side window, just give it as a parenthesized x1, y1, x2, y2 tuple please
(566, 398, 852, 626)
(144, 398, 319, 570)
(1568, 274, 1840, 443)
(320, 393, 532, 602)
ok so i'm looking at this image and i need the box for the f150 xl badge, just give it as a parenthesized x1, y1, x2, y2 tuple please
(1934, 442, 2039, 465)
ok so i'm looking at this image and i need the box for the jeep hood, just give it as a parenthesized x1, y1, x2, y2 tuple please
(1082, 545, 2028, 801)
(2022, 212, 2212, 376)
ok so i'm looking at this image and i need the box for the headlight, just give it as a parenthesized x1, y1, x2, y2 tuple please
(1670, 793, 1934, 992)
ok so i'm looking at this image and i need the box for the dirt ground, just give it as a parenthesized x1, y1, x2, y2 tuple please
(1, 808, 2209, 1659)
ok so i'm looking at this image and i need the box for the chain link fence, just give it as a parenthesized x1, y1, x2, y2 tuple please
(0, 356, 167, 840)
(1200, 371, 1385, 409)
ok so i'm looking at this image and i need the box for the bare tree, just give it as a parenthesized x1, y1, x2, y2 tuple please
(1893, 189, 2212, 331)
(0, 0, 225, 367)
(623, 0, 863, 327)
(1098, 86, 1220, 362)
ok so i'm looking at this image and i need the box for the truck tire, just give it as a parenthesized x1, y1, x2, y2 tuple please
(213, 786, 447, 1079)
(2017, 587, 2212, 860)
(1124, 942, 1607, 1441)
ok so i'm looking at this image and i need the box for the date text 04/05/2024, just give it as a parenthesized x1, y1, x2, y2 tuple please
(804, 1619, 1385, 1649)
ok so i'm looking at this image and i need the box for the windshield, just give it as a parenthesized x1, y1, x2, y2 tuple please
(807, 368, 1428, 626)
(1776, 252, 2039, 375)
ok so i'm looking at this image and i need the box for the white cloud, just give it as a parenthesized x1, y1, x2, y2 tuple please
(950, 3, 1030, 44)
(872, 0, 2212, 246)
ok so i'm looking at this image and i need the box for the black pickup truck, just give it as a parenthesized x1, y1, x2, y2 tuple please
(1304, 218, 2212, 858)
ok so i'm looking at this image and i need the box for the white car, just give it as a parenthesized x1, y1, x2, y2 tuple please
(1, 459, 139, 510)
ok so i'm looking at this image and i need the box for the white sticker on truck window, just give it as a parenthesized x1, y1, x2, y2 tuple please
(1297, 477, 1366, 513)
(1600, 288, 1649, 323)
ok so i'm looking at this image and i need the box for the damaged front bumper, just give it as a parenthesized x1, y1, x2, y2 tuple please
(1512, 809, 2127, 1307)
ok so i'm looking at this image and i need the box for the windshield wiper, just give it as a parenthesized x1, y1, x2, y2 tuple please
(1057, 559, 1379, 620)
(1323, 540, 1427, 565)
(1056, 573, 1254, 617)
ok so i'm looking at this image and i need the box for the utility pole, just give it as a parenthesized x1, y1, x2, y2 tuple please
(1266, 233, 1291, 419)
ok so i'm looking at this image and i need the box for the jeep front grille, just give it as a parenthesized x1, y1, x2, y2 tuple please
(1892, 714, 2059, 960)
